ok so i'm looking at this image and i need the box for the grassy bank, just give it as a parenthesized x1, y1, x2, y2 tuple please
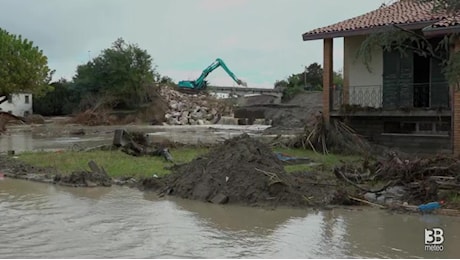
(16, 147, 360, 178)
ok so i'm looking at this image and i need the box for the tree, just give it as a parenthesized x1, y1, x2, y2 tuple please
(0, 28, 53, 105)
(73, 38, 159, 108)
(420, 0, 460, 14)
(304, 62, 323, 89)
(159, 76, 176, 86)
(33, 79, 77, 116)
(357, 0, 460, 86)
(333, 70, 343, 86)
(275, 62, 343, 101)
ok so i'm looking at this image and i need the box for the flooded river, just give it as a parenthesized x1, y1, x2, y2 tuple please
(0, 124, 272, 153)
(1, 178, 459, 258)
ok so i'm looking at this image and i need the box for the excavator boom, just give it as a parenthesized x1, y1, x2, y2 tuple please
(178, 58, 247, 90)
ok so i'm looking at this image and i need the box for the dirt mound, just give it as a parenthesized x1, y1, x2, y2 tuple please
(158, 134, 312, 207)
(24, 114, 45, 124)
(54, 170, 112, 187)
(68, 109, 114, 126)
(263, 91, 323, 134)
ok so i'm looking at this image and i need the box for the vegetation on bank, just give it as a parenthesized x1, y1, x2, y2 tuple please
(16, 147, 360, 178)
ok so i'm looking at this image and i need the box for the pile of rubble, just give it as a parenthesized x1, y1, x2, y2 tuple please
(334, 153, 460, 208)
(159, 86, 233, 125)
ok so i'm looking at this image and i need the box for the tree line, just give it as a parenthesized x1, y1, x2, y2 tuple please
(0, 30, 169, 116)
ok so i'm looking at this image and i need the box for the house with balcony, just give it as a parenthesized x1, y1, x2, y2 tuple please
(302, 0, 460, 154)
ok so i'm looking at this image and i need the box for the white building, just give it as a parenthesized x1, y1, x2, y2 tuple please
(0, 93, 33, 117)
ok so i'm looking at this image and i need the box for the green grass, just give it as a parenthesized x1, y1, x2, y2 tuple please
(16, 147, 360, 178)
(18, 148, 208, 178)
(274, 148, 361, 173)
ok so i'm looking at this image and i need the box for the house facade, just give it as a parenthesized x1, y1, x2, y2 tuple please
(302, 0, 460, 154)
(0, 93, 33, 117)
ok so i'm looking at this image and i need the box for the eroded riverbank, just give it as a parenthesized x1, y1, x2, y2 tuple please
(2, 123, 460, 214)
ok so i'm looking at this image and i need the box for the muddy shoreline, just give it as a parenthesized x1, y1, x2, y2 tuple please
(2, 138, 459, 217)
(0, 150, 342, 209)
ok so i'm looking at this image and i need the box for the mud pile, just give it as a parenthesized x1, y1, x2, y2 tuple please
(54, 170, 112, 187)
(159, 134, 313, 207)
(159, 86, 233, 125)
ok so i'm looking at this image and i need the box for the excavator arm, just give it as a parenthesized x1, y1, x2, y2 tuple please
(178, 58, 247, 90)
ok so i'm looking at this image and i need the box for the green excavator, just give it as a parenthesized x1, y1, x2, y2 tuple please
(177, 58, 247, 91)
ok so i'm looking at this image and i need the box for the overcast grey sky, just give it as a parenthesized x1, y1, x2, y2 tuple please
(0, 0, 386, 88)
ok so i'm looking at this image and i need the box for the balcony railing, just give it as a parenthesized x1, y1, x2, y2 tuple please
(332, 82, 450, 111)
(333, 85, 382, 110)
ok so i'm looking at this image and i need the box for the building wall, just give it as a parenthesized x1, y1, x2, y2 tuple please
(0, 93, 33, 117)
(344, 36, 383, 108)
(343, 116, 451, 154)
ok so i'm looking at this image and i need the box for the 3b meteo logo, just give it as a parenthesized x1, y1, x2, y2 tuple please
(424, 228, 444, 252)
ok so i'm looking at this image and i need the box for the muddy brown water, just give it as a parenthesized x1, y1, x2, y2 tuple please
(1, 178, 460, 258)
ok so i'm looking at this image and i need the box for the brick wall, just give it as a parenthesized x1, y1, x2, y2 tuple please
(342, 116, 451, 154)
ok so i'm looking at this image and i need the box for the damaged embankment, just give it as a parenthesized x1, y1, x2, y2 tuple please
(141, 134, 341, 207)
(1, 134, 348, 208)
(2, 132, 460, 214)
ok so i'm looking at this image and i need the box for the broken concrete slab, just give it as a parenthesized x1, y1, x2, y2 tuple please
(210, 193, 229, 204)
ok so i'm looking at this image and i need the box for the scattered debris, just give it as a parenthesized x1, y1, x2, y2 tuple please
(112, 129, 174, 162)
(274, 152, 312, 164)
(334, 153, 460, 212)
(292, 115, 372, 155)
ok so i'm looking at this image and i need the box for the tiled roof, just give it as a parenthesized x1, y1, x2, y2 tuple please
(432, 16, 460, 27)
(303, 0, 451, 40)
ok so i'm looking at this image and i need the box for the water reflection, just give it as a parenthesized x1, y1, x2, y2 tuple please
(168, 195, 309, 233)
(52, 184, 113, 200)
(0, 133, 110, 153)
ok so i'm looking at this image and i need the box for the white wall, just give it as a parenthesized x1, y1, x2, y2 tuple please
(344, 35, 383, 108)
(0, 93, 33, 117)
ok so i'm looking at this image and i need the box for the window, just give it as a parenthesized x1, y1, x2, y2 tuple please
(25, 95, 29, 104)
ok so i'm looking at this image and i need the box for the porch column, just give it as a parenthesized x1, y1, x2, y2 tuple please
(342, 43, 349, 105)
(323, 38, 333, 123)
(452, 38, 460, 155)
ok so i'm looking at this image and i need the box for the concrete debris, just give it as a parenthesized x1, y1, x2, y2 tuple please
(158, 86, 233, 126)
